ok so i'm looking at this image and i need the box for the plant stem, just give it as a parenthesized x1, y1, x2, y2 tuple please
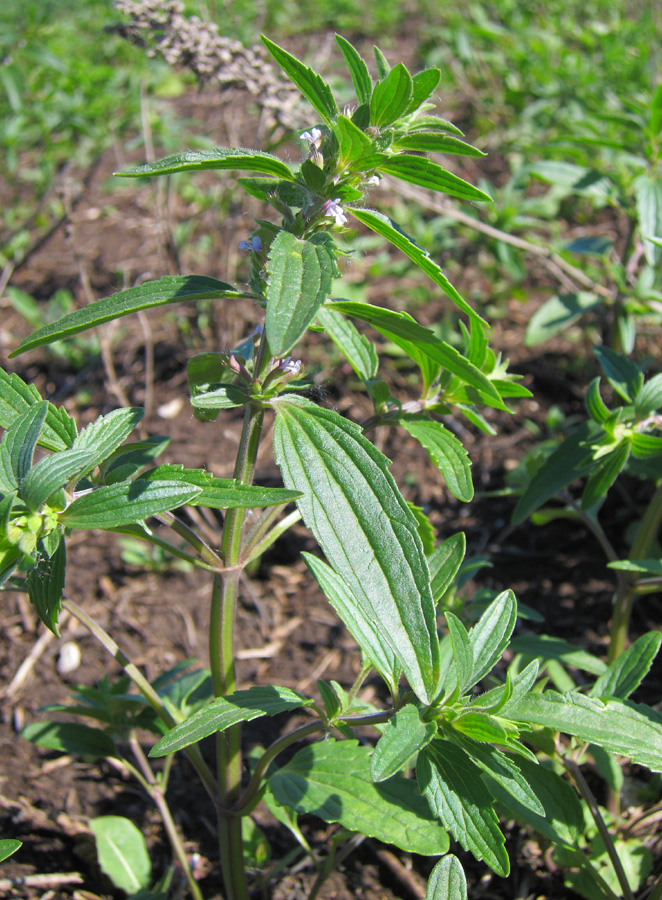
(210, 400, 265, 900)
(129, 732, 205, 900)
(62, 598, 217, 802)
(610, 483, 662, 662)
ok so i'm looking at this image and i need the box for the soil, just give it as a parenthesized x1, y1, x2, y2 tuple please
(1, 32, 661, 900)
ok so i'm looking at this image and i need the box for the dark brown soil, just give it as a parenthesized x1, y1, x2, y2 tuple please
(1, 38, 661, 900)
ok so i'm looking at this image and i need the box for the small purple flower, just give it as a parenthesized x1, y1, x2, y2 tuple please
(300, 127, 323, 149)
(323, 198, 347, 227)
(238, 236, 262, 252)
(279, 357, 302, 376)
(366, 174, 381, 187)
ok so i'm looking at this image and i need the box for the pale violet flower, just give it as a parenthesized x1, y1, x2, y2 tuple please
(280, 357, 302, 376)
(238, 236, 262, 252)
(323, 198, 347, 227)
(300, 127, 323, 149)
(366, 174, 381, 187)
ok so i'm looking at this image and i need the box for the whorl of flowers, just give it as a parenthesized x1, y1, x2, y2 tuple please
(113, 0, 304, 137)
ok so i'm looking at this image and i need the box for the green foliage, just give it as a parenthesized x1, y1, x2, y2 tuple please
(90, 816, 152, 895)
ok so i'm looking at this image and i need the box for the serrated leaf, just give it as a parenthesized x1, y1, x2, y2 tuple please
(60, 480, 202, 529)
(12, 276, 239, 357)
(316, 306, 378, 381)
(400, 416, 473, 501)
(408, 114, 464, 136)
(407, 68, 442, 113)
(418, 739, 509, 875)
(427, 855, 466, 900)
(334, 114, 375, 168)
(190, 385, 247, 411)
(467, 590, 517, 689)
(0, 401, 48, 488)
(303, 553, 401, 697)
(451, 711, 508, 743)
(336, 34, 372, 105)
(449, 733, 545, 815)
(371, 63, 413, 126)
(593, 345, 643, 403)
(525, 293, 602, 346)
(499, 660, 540, 716)
(429, 532, 465, 602)
(394, 132, 484, 157)
(90, 817, 151, 895)
(349, 208, 486, 326)
(491, 755, 583, 847)
(506, 691, 662, 772)
(140, 465, 301, 509)
(20, 448, 96, 511)
(118, 147, 295, 181)
(635, 373, 662, 417)
(591, 632, 662, 700)
(26, 537, 65, 635)
(0, 839, 22, 863)
(71, 408, 144, 474)
(328, 300, 503, 409)
(270, 738, 449, 856)
(371, 705, 437, 782)
(380, 155, 492, 202)
(151, 685, 311, 756)
(509, 634, 606, 675)
(634, 174, 662, 265)
(512, 421, 601, 524)
(0, 370, 77, 451)
(262, 37, 337, 124)
(23, 720, 117, 758)
(581, 440, 630, 511)
(445, 613, 473, 695)
(273, 398, 439, 704)
(265, 232, 336, 356)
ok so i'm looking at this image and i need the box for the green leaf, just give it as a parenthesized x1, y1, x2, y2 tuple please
(190, 385, 247, 411)
(429, 532, 465, 602)
(0, 839, 22, 863)
(585, 378, 611, 424)
(593, 345, 643, 403)
(491, 756, 583, 847)
(379, 155, 492, 202)
(608, 558, 662, 575)
(60, 480, 202, 529)
(371, 704, 437, 782)
(591, 632, 662, 700)
(140, 465, 301, 509)
(407, 68, 442, 112)
(370, 63, 413, 126)
(262, 37, 337, 124)
(273, 398, 440, 703)
(349, 208, 487, 326)
(506, 691, 662, 772)
(0, 370, 77, 451)
(20, 448, 96, 511)
(151, 685, 311, 756)
(451, 711, 508, 743)
(394, 132, 484, 157)
(373, 46, 391, 79)
(335, 34, 372, 105)
(468, 590, 517, 688)
(303, 553, 401, 697)
(400, 416, 473, 501)
(316, 306, 378, 380)
(22, 720, 117, 758)
(525, 293, 602, 347)
(634, 174, 662, 265)
(11, 276, 238, 357)
(512, 421, 600, 524)
(408, 114, 464, 136)
(265, 232, 337, 356)
(581, 440, 630, 511)
(445, 612, 473, 695)
(26, 538, 66, 635)
(327, 300, 503, 408)
(631, 432, 662, 459)
(418, 739, 509, 875)
(449, 734, 544, 815)
(635, 373, 662, 417)
(0, 401, 48, 488)
(334, 115, 375, 168)
(269, 738, 449, 856)
(427, 855, 467, 900)
(71, 408, 144, 473)
(89, 816, 151, 895)
(118, 147, 295, 181)
(509, 634, 607, 676)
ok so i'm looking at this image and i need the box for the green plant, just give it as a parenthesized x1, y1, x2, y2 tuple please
(4, 34, 662, 900)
